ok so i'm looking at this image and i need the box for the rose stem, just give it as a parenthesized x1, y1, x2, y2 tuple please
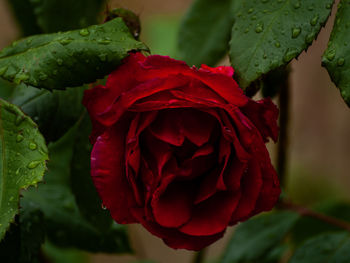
(278, 200, 350, 232)
(192, 249, 206, 263)
(276, 68, 290, 187)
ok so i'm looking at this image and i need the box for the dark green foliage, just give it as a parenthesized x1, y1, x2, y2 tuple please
(178, 0, 233, 66)
(29, 0, 105, 33)
(291, 201, 350, 245)
(7, 0, 106, 35)
(230, 0, 334, 88)
(21, 127, 132, 253)
(7, 0, 42, 36)
(322, 0, 350, 107)
(221, 211, 300, 263)
(70, 113, 113, 231)
(0, 99, 48, 240)
(0, 18, 147, 90)
(290, 231, 350, 263)
(11, 85, 85, 142)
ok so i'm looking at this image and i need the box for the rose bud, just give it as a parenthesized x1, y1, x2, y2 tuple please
(83, 53, 281, 250)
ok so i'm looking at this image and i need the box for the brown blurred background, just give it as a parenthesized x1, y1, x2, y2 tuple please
(0, 0, 349, 262)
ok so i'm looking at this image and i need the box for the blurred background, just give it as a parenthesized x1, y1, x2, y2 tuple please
(0, 0, 349, 262)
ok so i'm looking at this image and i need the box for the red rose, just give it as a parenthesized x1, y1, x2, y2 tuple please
(83, 53, 280, 250)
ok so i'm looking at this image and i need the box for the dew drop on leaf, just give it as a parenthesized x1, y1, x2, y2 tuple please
(255, 22, 264, 33)
(337, 57, 345, 66)
(310, 15, 319, 26)
(27, 161, 41, 169)
(16, 134, 24, 143)
(79, 28, 90, 36)
(326, 49, 336, 61)
(29, 142, 37, 150)
(292, 27, 301, 38)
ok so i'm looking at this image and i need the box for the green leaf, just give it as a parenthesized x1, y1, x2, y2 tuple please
(230, 0, 334, 88)
(0, 18, 148, 90)
(22, 126, 132, 253)
(291, 201, 350, 245)
(0, 79, 15, 100)
(29, 0, 105, 33)
(0, 99, 48, 241)
(11, 85, 85, 142)
(221, 211, 300, 263)
(70, 113, 113, 231)
(178, 0, 233, 66)
(322, 0, 350, 107)
(290, 232, 350, 263)
(0, 203, 45, 263)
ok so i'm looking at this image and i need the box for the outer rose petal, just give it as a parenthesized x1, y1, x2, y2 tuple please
(140, 55, 248, 106)
(131, 207, 225, 251)
(91, 120, 138, 224)
(242, 98, 279, 142)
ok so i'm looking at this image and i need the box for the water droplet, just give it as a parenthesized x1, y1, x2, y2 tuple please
(283, 48, 298, 62)
(293, 2, 301, 9)
(337, 57, 345, 66)
(310, 15, 319, 26)
(79, 28, 90, 36)
(15, 115, 24, 126)
(97, 38, 112, 45)
(29, 142, 37, 150)
(0, 66, 8, 76)
(57, 58, 63, 66)
(98, 53, 107, 62)
(101, 203, 107, 210)
(326, 49, 336, 61)
(59, 37, 73, 45)
(248, 8, 254, 14)
(27, 161, 41, 169)
(255, 22, 264, 33)
(16, 134, 24, 142)
(275, 42, 281, 48)
(292, 27, 301, 38)
(14, 73, 29, 84)
(305, 32, 315, 44)
(38, 72, 48, 80)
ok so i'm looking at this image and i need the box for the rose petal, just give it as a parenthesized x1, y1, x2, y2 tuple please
(229, 159, 263, 224)
(241, 98, 279, 142)
(141, 55, 248, 106)
(98, 75, 189, 126)
(131, 207, 225, 251)
(199, 64, 234, 77)
(151, 179, 195, 228)
(91, 122, 137, 224)
(179, 191, 241, 236)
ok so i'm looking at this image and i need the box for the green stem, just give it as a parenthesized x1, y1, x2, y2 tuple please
(193, 249, 206, 263)
(277, 70, 290, 187)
